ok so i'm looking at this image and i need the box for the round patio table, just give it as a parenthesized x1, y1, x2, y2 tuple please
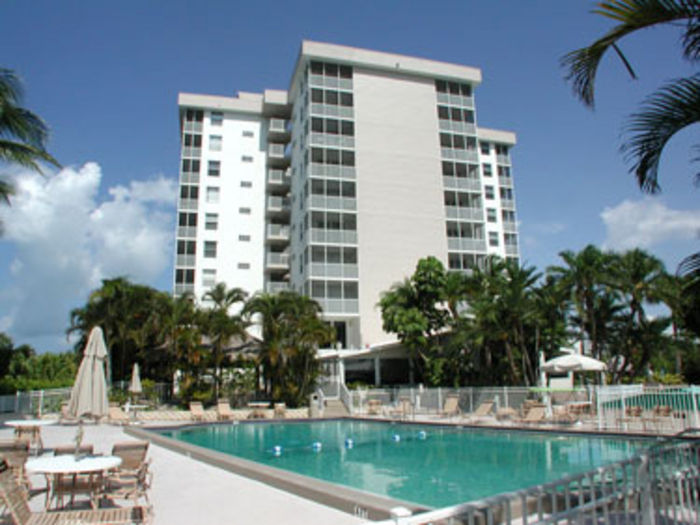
(5, 419, 56, 452)
(26, 454, 122, 509)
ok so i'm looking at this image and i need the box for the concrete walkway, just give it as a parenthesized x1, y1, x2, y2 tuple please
(0, 422, 365, 525)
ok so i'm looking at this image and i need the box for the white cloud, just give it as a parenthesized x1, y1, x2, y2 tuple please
(601, 199, 700, 250)
(0, 163, 176, 349)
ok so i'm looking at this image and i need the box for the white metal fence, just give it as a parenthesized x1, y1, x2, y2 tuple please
(369, 436, 700, 525)
(0, 388, 71, 416)
(341, 384, 700, 434)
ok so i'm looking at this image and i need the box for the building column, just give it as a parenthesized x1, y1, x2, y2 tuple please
(338, 358, 346, 385)
(374, 357, 381, 386)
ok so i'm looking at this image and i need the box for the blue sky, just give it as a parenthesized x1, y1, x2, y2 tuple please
(0, 1, 698, 352)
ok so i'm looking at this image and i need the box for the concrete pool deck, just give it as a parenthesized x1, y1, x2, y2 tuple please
(0, 420, 366, 525)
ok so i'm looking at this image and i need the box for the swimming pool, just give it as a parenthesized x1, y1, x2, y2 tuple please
(156, 420, 650, 508)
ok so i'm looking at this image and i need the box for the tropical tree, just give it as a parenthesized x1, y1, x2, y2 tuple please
(201, 283, 248, 400)
(562, 0, 699, 192)
(244, 291, 333, 405)
(548, 245, 612, 359)
(0, 68, 59, 222)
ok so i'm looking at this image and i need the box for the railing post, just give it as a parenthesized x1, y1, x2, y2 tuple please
(691, 385, 699, 428)
(639, 453, 656, 525)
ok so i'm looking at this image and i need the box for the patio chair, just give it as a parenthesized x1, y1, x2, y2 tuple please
(104, 441, 151, 506)
(216, 400, 235, 421)
(108, 404, 130, 425)
(0, 459, 151, 524)
(189, 401, 205, 422)
(389, 397, 413, 421)
(53, 444, 94, 456)
(366, 399, 383, 416)
(273, 403, 287, 419)
(440, 394, 461, 418)
(0, 440, 31, 494)
(59, 402, 79, 425)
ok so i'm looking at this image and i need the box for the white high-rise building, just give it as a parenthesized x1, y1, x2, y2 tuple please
(174, 41, 519, 351)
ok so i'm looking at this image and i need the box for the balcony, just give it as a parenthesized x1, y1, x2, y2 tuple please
(266, 224, 290, 242)
(438, 120, 477, 136)
(445, 206, 484, 222)
(441, 148, 479, 163)
(309, 195, 357, 212)
(443, 176, 481, 192)
(498, 176, 513, 187)
(177, 226, 197, 238)
(309, 263, 359, 279)
(505, 244, 519, 256)
(268, 118, 291, 141)
(309, 132, 355, 149)
(178, 198, 198, 211)
(309, 163, 356, 179)
(266, 281, 290, 294)
(180, 172, 200, 184)
(500, 198, 516, 210)
(436, 92, 474, 109)
(309, 103, 354, 119)
(502, 220, 518, 234)
(266, 196, 291, 216)
(267, 143, 290, 168)
(176, 255, 196, 267)
(267, 169, 291, 188)
(315, 299, 359, 314)
(447, 238, 487, 252)
(266, 252, 290, 270)
(174, 283, 195, 296)
(181, 147, 201, 158)
(310, 229, 358, 244)
(497, 154, 511, 165)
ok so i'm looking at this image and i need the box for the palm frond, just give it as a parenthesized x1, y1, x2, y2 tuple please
(562, 0, 699, 107)
(0, 139, 59, 170)
(0, 178, 13, 205)
(621, 74, 700, 193)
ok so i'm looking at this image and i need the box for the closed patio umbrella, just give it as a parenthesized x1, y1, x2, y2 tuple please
(128, 363, 142, 399)
(67, 326, 109, 419)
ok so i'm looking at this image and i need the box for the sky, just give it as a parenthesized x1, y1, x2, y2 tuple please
(0, 1, 698, 352)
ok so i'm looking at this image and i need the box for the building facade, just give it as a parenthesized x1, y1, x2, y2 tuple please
(173, 41, 519, 351)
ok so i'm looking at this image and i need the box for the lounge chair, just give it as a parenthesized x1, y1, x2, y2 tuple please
(108, 404, 130, 425)
(0, 459, 151, 524)
(440, 394, 461, 418)
(189, 401, 205, 422)
(216, 400, 235, 421)
(518, 405, 546, 424)
(464, 401, 494, 422)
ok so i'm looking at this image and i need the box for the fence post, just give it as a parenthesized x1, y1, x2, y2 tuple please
(504, 386, 509, 409)
(639, 453, 656, 525)
(691, 385, 699, 429)
(14, 391, 19, 414)
(37, 390, 44, 418)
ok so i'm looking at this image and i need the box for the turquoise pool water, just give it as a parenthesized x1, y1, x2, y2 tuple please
(159, 420, 650, 508)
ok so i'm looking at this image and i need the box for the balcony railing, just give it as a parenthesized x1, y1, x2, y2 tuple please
(447, 238, 487, 252)
(496, 153, 511, 165)
(308, 195, 357, 211)
(181, 147, 201, 158)
(498, 176, 513, 187)
(174, 283, 195, 296)
(177, 226, 197, 238)
(308, 74, 353, 91)
(268, 143, 286, 157)
(309, 133, 355, 149)
(309, 103, 354, 119)
(178, 198, 198, 211)
(442, 177, 481, 192)
(266, 196, 290, 213)
(438, 120, 477, 136)
(310, 229, 358, 244)
(266, 281, 290, 294)
(500, 198, 515, 210)
(179, 172, 200, 184)
(266, 252, 290, 267)
(444, 206, 484, 222)
(268, 118, 288, 134)
(505, 244, 519, 256)
(176, 255, 196, 267)
(502, 220, 518, 233)
(266, 224, 290, 240)
(182, 121, 203, 133)
(315, 298, 359, 314)
(267, 169, 291, 186)
(309, 164, 356, 179)
(441, 148, 479, 163)
(309, 263, 359, 279)
(436, 92, 474, 108)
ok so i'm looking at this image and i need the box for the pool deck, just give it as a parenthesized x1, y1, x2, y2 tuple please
(0, 420, 366, 525)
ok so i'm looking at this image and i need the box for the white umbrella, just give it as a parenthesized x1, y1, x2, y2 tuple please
(68, 326, 109, 419)
(128, 363, 142, 397)
(541, 353, 607, 373)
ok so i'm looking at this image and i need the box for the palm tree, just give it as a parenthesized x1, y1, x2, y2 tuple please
(548, 245, 612, 359)
(562, 0, 699, 192)
(0, 68, 59, 218)
(201, 283, 248, 400)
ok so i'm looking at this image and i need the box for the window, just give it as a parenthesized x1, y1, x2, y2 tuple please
(237, 262, 250, 270)
(206, 187, 220, 203)
(184, 109, 203, 122)
(203, 241, 217, 258)
(205, 213, 218, 230)
(210, 112, 223, 126)
(242, 130, 254, 138)
(485, 185, 495, 199)
(500, 187, 514, 200)
(489, 232, 499, 247)
(241, 155, 253, 162)
(240, 181, 252, 188)
(202, 269, 216, 287)
(239, 207, 251, 215)
(177, 240, 196, 255)
(480, 142, 490, 155)
(209, 135, 222, 151)
(180, 185, 199, 200)
(238, 234, 251, 242)
(496, 144, 509, 156)
(483, 164, 493, 177)
(183, 134, 202, 147)
(175, 269, 194, 284)
(502, 210, 516, 223)
(487, 208, 497, 223)
(505, 233, 518, 247)
(498, 166, 511, 178)
(208, 160, 220, 177)
(178, 212, 197, 227)
(181, 159, 200, 174)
